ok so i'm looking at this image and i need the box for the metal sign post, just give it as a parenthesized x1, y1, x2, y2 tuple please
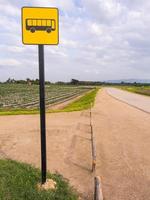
(22, 7, 59, 185)
(38, 45, 46, 184)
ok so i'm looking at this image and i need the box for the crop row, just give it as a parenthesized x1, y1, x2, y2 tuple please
(0, 84, 93, 109)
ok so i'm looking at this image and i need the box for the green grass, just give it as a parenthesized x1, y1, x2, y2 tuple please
(0, 159, 78, 200)
(59, 88, 99, 112)
(118, 86, 150, 96)
(0, 88, 99, 115)
(0, 109, 39, 116)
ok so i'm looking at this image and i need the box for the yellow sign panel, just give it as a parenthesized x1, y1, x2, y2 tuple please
(22, 7, 59, 45)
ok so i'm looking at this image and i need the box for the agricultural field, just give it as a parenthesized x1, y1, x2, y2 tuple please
(0, 83, 93, 112)
(119, 85, 150, 96)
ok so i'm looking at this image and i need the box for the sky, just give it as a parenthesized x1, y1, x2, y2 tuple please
(0, 0, 150, 82)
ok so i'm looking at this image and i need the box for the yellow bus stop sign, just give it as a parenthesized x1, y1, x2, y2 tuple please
(22, 7, 59, 45)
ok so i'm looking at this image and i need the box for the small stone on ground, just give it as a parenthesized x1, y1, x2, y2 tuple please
(38, 179, 57, 191)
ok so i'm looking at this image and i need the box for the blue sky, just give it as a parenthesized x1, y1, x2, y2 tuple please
(0, 0, 150, 82)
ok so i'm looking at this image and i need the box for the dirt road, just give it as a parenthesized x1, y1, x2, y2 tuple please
(0, 88, 150, 199)
(107, 87, 150, 113)
(93, 88, 150, 200)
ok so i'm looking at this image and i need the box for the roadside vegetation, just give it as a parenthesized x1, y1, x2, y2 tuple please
(118, 85, 150, 96)
(59, 88, 99, 112)
(0, 159, 78, 200)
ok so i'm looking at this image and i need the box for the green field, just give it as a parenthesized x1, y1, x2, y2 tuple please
(119, 85, 150, 96)
(0, 159, 78, 200)
(0, 84, 93, 113)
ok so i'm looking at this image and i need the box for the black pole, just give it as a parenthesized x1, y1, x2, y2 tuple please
(38, 45, 47, 184)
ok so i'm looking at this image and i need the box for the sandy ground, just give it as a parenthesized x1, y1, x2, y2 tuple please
(0, 88, 150, 199)
(0, 111, 94, 199)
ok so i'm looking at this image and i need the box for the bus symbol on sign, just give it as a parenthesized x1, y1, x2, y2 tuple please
(22, 7, 59, 45)
(26, 19, 56, 33)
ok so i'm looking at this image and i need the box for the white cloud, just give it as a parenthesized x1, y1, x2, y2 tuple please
(91, 23, 103, 36)
(0, 0, 150, 81)
(0, 58, 21, 66)
(0, 1, 20, 16)
(81, 0, 126, 24)
(31, 0, 75, 12)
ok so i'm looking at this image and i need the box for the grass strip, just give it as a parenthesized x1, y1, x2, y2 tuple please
(117, 86, 150, 96)
(0, 109, 39, 116)
(0, 159, 78, 200)
(55, 88, 99, 112)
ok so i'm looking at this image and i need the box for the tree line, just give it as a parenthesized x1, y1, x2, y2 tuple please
(0, 78, 150, 86)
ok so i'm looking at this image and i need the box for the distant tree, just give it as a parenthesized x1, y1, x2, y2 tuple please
(45, 81, 51, 85)
(16, 80, 26, 84)
(34, 79, 39, 85)
(6, 78, 15, 83)
(6, 78, 11, 83)
(55, 81, 65, 85)
(121, 81, 125, 85)
(70, 79, 79, 85)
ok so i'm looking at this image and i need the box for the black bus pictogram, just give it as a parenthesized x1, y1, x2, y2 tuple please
(26, 18, 56, 33)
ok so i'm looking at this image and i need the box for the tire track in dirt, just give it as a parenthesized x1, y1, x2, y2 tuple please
(64, 111, 94, 199)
